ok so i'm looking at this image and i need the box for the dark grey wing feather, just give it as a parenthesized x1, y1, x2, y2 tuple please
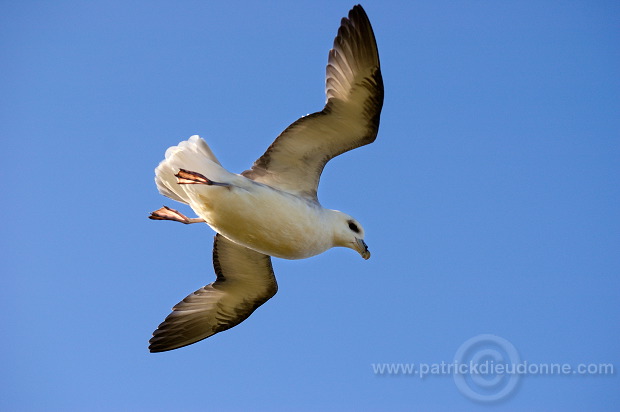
(242, 5, 383, 201)
(149, 234, 278, 352)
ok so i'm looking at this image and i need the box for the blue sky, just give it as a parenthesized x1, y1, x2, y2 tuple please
(2, 1, 619, 410)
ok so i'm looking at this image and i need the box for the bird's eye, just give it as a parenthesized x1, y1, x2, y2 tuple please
(348, 221, 360, 233)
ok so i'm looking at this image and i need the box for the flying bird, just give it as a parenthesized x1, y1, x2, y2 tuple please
(148, 4, 383, 352)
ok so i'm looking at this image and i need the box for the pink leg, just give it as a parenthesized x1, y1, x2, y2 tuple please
(149, 206, 204, 224)
(175, 169, 229, 187)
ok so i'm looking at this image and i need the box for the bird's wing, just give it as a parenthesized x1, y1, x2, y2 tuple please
(149, 234, 278, 352)
(242, 5, 383, 201)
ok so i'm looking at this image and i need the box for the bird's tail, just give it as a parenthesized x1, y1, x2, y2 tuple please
(154, 135, 227, 204)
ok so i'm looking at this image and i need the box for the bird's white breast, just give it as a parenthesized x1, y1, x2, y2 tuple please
(187, 177, 334, 259)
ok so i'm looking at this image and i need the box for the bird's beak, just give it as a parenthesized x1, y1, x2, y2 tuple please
(355, 238, 371, 260)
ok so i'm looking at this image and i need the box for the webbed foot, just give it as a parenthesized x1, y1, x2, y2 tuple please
(175, 169, 230, 187)
(148, 206, 204, 224)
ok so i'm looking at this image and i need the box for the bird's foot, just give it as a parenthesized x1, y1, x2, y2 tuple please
(175, 169, 230, 187)
(148, 206, 204, 224)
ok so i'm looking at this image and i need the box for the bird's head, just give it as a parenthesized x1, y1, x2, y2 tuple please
(331, 211, 370, 259)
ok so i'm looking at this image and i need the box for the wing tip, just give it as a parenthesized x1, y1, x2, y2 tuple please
(325, 3, 381, 102)
(148, 325, 217, 353)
